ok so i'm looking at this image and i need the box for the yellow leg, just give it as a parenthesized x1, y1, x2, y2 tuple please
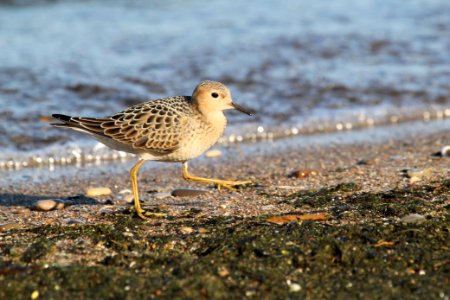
(181, 162, 251, 190)
(130, 159, 166, 220)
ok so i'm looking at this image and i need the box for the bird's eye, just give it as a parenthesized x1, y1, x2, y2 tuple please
(211, 92, 219, 98)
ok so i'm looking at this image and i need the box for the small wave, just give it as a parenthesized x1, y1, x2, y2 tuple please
(1, 106, 448, 171)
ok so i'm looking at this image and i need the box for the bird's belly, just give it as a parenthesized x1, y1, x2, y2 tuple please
(157, 127, 223, 162)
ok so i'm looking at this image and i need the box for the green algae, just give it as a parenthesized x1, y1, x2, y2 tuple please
(1, 180, 449, 299)
(21, 240, 56, 263)
(291, 180, 449, 220)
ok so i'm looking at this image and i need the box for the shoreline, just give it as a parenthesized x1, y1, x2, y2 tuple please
(2, 117, 449, 183)
(1, 120, 449, 298)
(1, 120, 449, 223)
(1, 112, 449, 171)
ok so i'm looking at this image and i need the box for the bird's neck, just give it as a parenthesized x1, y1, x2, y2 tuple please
(204, 110, 227, 127)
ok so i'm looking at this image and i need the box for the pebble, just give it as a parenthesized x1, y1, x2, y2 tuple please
(32, 199, 65, 211)
(85, 187, 112, 197)
(287, 280, 302, 292)
(405, 168, 433, 179)
(335, 166, 355, 172)
(198, 228, 208, 234)
(218, 266, 230, 277)
(403, 168, 434, 184)
(409, 176, 421, 184)
(179, 226, 194, 234)
(115, 200, 131, 206)
(289, 170, 319, 178)
(123, 194, 134, 203)
(99, 206, 115, 214)
(289, 283, 302, 293)
(432, 145, 450, 157)
(245, 291, 256, 297)
(0, 223, 24, 231)
(119, 189, 132, 194)
(205, 149, 222, 158)
(357, 158, 376, 165)
(440, 145, 450, 157)
(31, 291, 39, 300)
(12, 208, 31, 214)
(63, 218, 86, 225)
(400, 214, 426, 223)
(262, 205, 276, 210)
(171, 189, 210, 197)
(152, 192, 172, 200)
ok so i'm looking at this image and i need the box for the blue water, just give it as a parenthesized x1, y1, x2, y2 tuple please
(0, 0, 449, 169)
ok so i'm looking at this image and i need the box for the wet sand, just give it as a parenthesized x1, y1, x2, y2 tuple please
(1, 122, 449, 299)
(2, 121, 449, 223)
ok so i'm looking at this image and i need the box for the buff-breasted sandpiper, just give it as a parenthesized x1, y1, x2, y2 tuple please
(52, 80, 253, 219)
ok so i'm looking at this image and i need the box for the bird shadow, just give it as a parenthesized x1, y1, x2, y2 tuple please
(0, 193, 99, 207)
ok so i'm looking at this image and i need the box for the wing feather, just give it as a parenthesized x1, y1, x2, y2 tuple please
(53, 96, 193, 154)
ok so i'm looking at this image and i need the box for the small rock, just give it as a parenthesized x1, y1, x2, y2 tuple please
(400, 214, 426, 223)
(85, 187, 112, 197)
(32, 199, 65, 211)
(335, 166, 355, 172)
(179, 226, 194, 234)
(406, 268, 415, 275)
(31, 290, 39, 300)
(409, 176, 421, 184)
(289, 170, 319, 178)
(186, 207, 201, 213)
(441, 146, 450, 157)
(171, 189, 210, 197)
(119, 189, 132, 194)
(262, 205, 276, 210)
(99, 206, 115, 214)
(245, 291, 256, 297)
(432, 145, 450, 157)
(198, 228, 208, 234)
(289, 283, 302, 293)
(124, 194, 134, 203)
(12, 208, 31, 214)
(218, 266, 230, 277)
(0, 223, 24, 231)
(287, 280, 302, 292)
(152, 192, 172, 200)
(404, 168, 433, 178)
(205, 149, 222, 158)
(63, 218, 86, 225)
(403, 168, 433, 181)
(115, 200, 131, 205)
(357, 158, 376, 165)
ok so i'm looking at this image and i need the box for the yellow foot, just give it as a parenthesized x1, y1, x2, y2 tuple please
(135, 209, 167, 220)
(212, 179, 253, 191)
(181, 162, 253, 191)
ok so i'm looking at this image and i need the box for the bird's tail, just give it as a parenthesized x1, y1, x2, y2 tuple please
(51, 114, 76, 128)
(51, 114, 107, 135)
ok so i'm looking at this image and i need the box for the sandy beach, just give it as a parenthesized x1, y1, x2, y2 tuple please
(1, 121, 449, 299)
(1, 0, 450, 298)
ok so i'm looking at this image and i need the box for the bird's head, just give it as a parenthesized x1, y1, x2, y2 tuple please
(192, 80, 253, 116)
